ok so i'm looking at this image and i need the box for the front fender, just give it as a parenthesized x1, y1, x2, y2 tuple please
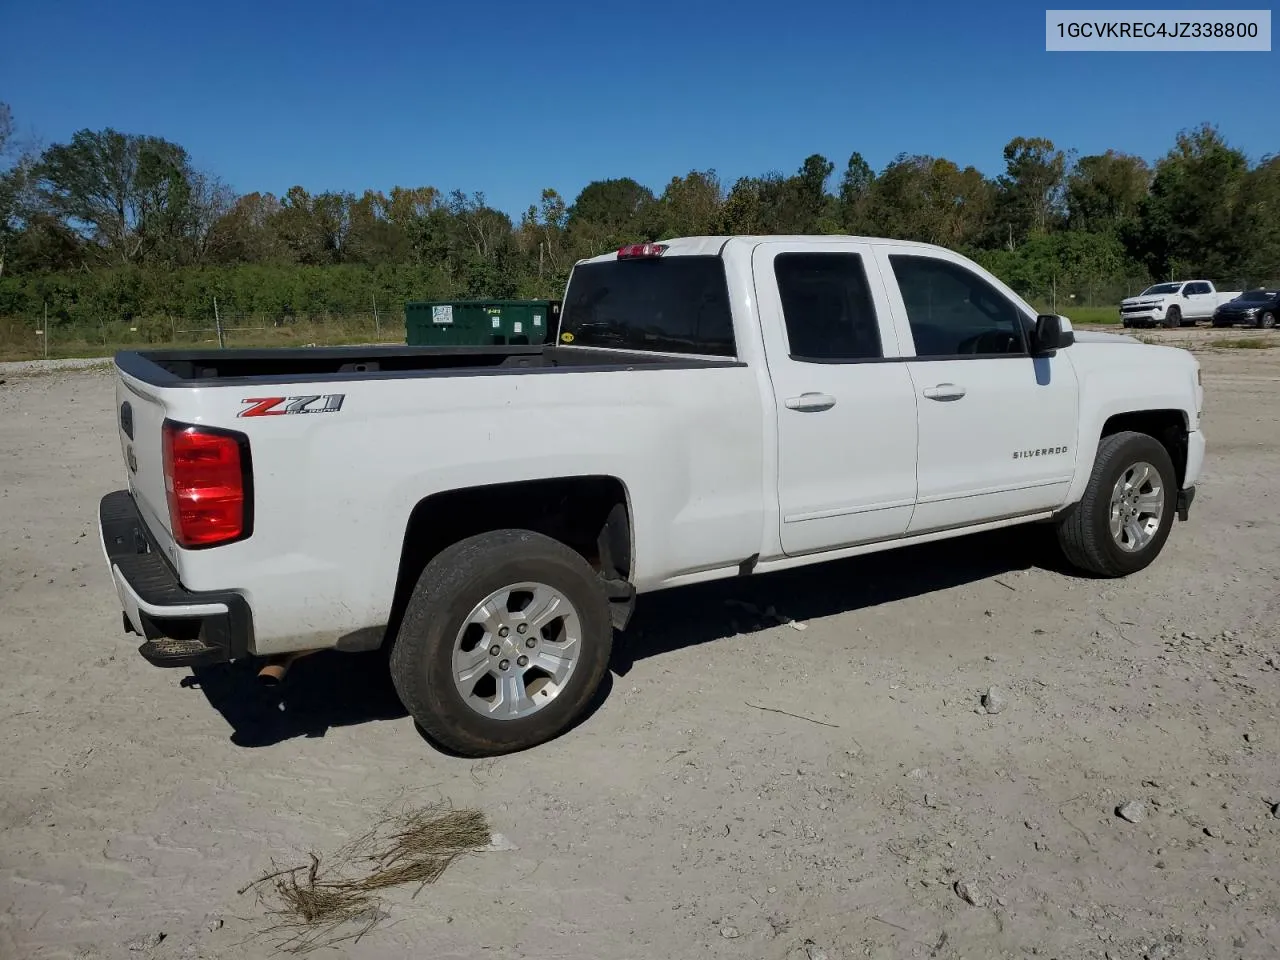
(1063, 346, 1199, 505)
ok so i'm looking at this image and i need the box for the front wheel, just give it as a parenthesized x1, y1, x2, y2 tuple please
(1164, 306, 1181, 329)
(1056, 431, 1178, 577)
(390, 529, 614, 756)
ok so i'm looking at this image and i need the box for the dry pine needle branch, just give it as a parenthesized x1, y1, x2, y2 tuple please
(241, 804, 491, 953)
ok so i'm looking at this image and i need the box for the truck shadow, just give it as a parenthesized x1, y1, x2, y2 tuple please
(183, 649, 407, 748)
(186, 527, 1052, 749)
(611, 526, 1050, 674)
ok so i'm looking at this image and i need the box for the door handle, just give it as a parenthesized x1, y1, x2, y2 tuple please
(922, 383, 967, 401)
(784, 392, 837, 412)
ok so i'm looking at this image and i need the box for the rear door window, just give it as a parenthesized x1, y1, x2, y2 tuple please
(774, 253, 883, 361)
(559, 256, 735, 356)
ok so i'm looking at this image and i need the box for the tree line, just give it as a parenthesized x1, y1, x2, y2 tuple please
(1, 100, 1277, 332)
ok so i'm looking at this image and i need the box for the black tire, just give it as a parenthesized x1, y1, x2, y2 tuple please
(1259, 311, 1276, 330)
(390, 529, 613, 756)
(1056, 431, 1178, 578)
(1164, 306, 1181, 329)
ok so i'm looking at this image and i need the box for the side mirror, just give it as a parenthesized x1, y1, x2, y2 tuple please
(1031, 314, 1073, 356)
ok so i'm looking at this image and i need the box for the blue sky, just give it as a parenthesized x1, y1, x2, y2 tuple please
(2, 0, 1276, 215)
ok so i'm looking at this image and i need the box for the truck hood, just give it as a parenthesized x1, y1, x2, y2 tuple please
(1072, 329, 1141, 345)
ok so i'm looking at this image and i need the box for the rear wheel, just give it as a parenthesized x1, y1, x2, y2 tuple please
(390, 529, 614, 756)
(1259, 311, 1276, 330)
(1056, 431, 1177, 577)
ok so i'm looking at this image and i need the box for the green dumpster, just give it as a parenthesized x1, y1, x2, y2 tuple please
(405, 299, 561, 347)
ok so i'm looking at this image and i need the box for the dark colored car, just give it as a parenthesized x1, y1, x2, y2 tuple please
(1212, 289, 1280, 328)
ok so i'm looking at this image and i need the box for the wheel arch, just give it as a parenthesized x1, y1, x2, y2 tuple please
(1099, 410, 1189, 485)
(382, 476, 635, 651)
(1065, 406, 1190, 507)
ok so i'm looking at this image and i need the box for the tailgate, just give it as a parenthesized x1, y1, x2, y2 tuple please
(115, 370, 176, 551)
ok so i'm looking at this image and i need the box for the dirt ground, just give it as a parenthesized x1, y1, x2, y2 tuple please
(2, 332, 1278, 960)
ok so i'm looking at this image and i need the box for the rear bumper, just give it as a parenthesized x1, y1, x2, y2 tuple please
(98, 490, 253, 667)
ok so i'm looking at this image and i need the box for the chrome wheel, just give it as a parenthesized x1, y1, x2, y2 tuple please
(452, 582, 582, 720)
(1108, 461, 1165, 552)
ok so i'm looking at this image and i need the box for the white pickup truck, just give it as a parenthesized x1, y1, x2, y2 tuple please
(1119, 280, 1242, 328)
(99, 235, 1205, 755)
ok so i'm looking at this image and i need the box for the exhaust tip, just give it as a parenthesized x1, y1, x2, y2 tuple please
(255, 650, 318, 687)
(257, 661, 289, 686)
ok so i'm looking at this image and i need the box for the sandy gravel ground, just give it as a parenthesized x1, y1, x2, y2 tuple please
(2, 334, 1278, 960)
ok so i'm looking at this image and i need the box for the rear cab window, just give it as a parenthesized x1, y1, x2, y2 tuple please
(558, 255, 736, 357)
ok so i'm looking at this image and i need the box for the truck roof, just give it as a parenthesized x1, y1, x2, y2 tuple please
(575, 234, 958, 265)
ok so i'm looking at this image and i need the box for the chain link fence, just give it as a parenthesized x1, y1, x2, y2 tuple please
(174, 305, 408, 349)
(2, 306, 410, 361)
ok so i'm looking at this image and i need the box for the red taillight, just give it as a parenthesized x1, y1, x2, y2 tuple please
(617, 242, 667, 259)
(162, 421, 251, 548)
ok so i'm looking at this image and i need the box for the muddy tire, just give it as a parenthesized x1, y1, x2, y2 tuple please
(1056, 431, 1178, 578)
(390, 530, 614, 756)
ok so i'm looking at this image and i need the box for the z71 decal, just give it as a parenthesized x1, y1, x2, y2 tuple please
(238, 395, 346, 417)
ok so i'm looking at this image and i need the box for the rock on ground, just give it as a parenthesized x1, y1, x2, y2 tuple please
(954, 880, 989, 907)
(1117, 800, 1147, 823)
(982, 686, 1008, 714)
(125, 932, 165, 951)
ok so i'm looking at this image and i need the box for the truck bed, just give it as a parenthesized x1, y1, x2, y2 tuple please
(117, 344, 737, 387)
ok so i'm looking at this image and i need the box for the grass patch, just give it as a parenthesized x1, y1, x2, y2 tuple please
(1059, 306, 1117, 326)
(1027, 304, 1117, 326)
(241, 802, 491, 954)
(1213, 337, 1276, 349)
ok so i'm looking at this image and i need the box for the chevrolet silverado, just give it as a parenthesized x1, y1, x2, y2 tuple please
(99, 235, 1206, 755)
(1119, 280, 1242, 328)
